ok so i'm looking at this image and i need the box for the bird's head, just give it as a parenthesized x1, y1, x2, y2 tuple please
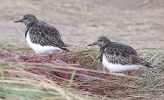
(14, 14, 38, 26)
(88, 36, 111, 48)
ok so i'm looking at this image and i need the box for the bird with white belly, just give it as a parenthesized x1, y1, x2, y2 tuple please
(14, 14, 69, 62)
(88, 36, 152, 80)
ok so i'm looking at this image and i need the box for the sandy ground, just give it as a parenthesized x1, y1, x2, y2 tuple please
(0, 0, 164, 49)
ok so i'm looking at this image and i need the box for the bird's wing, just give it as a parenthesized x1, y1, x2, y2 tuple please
(103, 42, 151, 67)
(29, 22, 69, 51)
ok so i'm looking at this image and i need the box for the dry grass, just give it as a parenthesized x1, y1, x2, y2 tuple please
(0, 0, 164, 99)
(0, 41, 164, 100)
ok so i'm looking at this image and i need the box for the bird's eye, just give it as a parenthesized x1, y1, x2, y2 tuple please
(99, 39, 102, 42)
(24, 17, 27, 20)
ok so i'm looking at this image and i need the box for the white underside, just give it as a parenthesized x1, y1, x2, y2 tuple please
(102, 54, 143, 72)
(26, 31, 62, 55)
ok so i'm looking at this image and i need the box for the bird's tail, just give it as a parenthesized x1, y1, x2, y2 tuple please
(145, 62, 153, 68)
(61, 47, 70, 52)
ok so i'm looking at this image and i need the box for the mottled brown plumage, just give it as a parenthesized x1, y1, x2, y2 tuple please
(15, 14, 69, 62)
(15, 14, 69, 52)
(88, 36, 152, 80)
(88, 36, 152, 68)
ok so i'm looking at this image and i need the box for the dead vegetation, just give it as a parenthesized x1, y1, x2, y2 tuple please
(0, 41, 164, 100)
(0, 0, 164, 99)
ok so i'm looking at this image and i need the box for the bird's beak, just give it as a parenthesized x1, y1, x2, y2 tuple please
(14, 19, 23, 23)
(88, 41, 98, 46)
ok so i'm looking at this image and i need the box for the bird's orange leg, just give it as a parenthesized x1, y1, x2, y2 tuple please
(48, 55, 53, 63)
(34, 55, 38, 63)
(106, 74, 115, 80)
(121, 71, 132, 83)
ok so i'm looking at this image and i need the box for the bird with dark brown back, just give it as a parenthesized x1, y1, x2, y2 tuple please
(88, 36, 152, 81)
(14, 14, 69, 62)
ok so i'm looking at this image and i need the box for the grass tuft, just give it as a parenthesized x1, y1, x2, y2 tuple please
(0, 42, 164, 100)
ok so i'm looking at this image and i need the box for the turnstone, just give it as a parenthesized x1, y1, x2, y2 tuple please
(88, 36, 152, 80)
(14, 14, 69, 62)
